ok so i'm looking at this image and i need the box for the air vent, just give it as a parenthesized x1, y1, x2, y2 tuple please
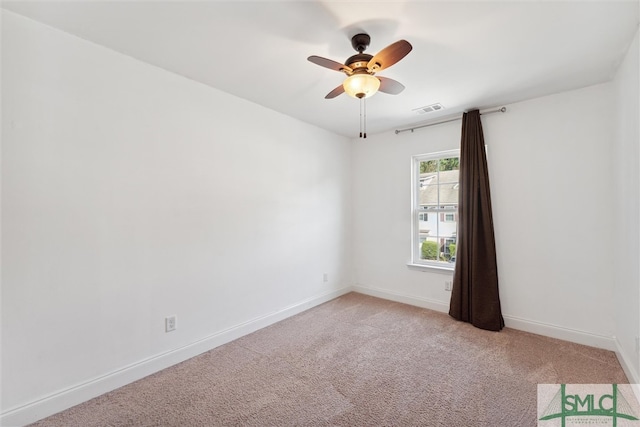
(413, 103, 445, 115)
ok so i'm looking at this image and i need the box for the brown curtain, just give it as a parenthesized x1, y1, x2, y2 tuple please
(449, 110, 504, 331)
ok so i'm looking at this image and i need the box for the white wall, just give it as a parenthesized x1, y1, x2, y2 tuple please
(1, 11, 352, 424)
(352, 120, 460, 307)
(353, 82, 617, 348)
(613, 28, 640, 383)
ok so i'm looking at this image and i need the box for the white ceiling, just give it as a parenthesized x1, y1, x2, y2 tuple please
(3, 1, 639, 138)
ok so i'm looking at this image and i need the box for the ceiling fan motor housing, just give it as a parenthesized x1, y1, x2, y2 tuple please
(345, 53, 373, 71)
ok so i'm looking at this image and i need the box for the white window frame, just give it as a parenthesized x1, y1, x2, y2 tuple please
(409, 149, 460, 271)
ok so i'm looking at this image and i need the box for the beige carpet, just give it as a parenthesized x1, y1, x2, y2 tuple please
(29, 292, 629, 426)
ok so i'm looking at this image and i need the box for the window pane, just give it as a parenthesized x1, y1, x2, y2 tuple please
(438, 168, 459, 184)
(439, 157, 460, 171)
(438, 214, 457, 236)
(420, 237, 439, 261)
(438, 214, 457, 262)
(445, 238, 457, 262)
(419, 184, 439, 207)
(420, 160, 438, 174)
(437, 183, 458, 205)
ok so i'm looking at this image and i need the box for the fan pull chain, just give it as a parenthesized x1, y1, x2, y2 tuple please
(359, 97, 363, 138)
(357, 97, 368, 139)
(363, 98, 367, 139)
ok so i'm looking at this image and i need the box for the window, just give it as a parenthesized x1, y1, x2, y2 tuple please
(411, 150, 459, 268)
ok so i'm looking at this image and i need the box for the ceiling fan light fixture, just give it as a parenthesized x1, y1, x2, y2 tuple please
(343, 74, 380, 99)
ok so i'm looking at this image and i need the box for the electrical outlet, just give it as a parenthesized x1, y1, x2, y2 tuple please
(445, 281, 453, 291)
(165, 315, 177, 333)
(323, 273, 328, 283)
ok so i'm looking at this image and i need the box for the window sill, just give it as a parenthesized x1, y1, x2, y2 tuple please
(406, 262, 455, 274)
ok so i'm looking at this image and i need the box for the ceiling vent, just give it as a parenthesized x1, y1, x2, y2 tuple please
(413, 103, 444, 115)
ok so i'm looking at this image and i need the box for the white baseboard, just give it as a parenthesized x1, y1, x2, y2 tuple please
(502, 314, 616, 351)
(614, 336, 640, 389)
(351, 285, 449, 313)
(0, 286, 352, 427)
(352, 285, 616, 352)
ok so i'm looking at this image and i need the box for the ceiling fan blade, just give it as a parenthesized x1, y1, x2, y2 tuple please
(367, 40, 412, 72)
(325, 84, 345, 99)
(377, 76, 405, 95)
(308, 56, 353, 74)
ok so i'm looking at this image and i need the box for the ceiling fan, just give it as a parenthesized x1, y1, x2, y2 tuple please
(308, 33, 412, 138)
(307, 33, 412, 100)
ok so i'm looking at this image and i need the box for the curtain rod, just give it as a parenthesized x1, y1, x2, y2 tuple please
(394, 106, 507, 135)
